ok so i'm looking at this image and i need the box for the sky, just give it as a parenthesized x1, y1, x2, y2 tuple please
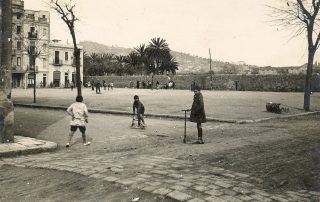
(24, 0, 310, 67)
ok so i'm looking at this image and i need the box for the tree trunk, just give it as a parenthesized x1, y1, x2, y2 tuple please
(33, 55, 36, 103)
(75, 48, 81, 96)
(0, 0, 14, 143)
(33, 68, 36, 103)
(303, 50, 315, 111)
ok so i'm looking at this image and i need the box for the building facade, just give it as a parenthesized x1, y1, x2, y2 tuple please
(11, 0, 83, 88)
(48, 40, 83, 88)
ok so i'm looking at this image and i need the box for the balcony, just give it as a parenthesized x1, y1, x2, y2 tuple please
(28, 32, 38, 39)
(12, 48, 23, 55)
(53, 59, 63, 66)
(27, 65, 38, 72)
(38, 17, 48, 23)
(12, 66, 26, 73)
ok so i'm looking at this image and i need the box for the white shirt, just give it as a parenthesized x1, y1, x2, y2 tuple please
(67, 102, 88, 126)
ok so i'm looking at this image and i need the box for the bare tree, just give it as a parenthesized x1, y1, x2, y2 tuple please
(24, 36, 45, 103)
(50, 0, 82, 96)
(269, 0, 320, 111)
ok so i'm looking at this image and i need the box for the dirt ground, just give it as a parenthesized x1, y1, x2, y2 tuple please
(2, 107, 320, 201)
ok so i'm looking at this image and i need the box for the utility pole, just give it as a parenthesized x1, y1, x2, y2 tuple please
(209, 48, 213, 90)
(0, 0, 14, 143)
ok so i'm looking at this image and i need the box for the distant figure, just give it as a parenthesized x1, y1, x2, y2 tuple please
(95, 80, 101, 94)
(147, 80, 152, 89)
(66, 95, 90, 147)
(190, 86, 206, 144)
(142, 81, 146, 89)
(156, 81, 160, 89)
(91, 80, 95, 91)
(191, 81, 196, 91)
(129, 81, 133, 88)
(168, 81, 173, 89)
(110, 82, 114, 90)
(132, 95, 145, 127)
(103, 80, 107, 91)
(136, 80, 140, 89)
(70, 81, 74, 91)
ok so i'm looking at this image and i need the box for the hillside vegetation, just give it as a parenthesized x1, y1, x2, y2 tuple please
(80, 41, 258, 74)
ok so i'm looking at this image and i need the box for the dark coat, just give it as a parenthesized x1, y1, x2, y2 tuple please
(133, 100, 145, 114)
(190, 92, 206, 123)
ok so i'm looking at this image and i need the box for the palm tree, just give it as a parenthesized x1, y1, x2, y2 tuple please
(161, 54, 179, 75)
(146, 37, 170, 73)
(83, 51, 91, 76)
(134, 44, 148, 75)
(146, 37, 171, 89)
(101, 53, 115, 75)
(115, 55, 126, 75)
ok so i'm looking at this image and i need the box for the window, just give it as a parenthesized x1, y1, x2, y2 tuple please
(54, 51, 60, 65)
(16, 26, 21, 34)
(43, 58, 47, 67)
(28, 74, 34, 86)
(27, 14, 35, 20)
(17, 41, 21, 50)
(30, 27, 35, 33)
(17, 12, 22, 19)
(42, 15, 46, 18)
(65, 52, 68, 61)
(17, 57, 21, 66)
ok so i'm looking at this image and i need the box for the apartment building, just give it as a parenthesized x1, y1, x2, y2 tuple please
(11, 0, 83, 88)
(49, 40, 83, 88)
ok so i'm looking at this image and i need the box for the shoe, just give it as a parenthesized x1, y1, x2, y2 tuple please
(66, 143, 70, 148)
(140, 124, 146, 129)
(83, 142, 91, 146)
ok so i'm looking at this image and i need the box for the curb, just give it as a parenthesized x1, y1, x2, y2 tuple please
(13, 103, 320, 124)
(0, 136, 58, 158)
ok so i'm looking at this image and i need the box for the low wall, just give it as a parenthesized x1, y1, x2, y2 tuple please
(85, 74, 320, 92)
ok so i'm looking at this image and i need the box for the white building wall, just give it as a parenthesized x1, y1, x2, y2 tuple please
(48, 42, 83, 87)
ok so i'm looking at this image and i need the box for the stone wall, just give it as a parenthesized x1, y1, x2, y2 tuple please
(85, 74, 320, 92)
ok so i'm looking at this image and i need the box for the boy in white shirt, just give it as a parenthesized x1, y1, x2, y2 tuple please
(66, 95, 90, 147)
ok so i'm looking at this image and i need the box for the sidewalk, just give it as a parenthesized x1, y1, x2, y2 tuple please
(0, 136, 57, 157)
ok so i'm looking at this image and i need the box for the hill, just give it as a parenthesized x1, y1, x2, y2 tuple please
(79, 41, 257, 74)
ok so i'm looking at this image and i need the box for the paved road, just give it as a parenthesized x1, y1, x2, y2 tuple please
(3, 107, 319, 201)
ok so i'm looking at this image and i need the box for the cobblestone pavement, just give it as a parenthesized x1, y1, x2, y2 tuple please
(1, 152, 319, 202)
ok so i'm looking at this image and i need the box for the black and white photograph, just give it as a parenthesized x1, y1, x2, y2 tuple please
(1, 0, 320, 201)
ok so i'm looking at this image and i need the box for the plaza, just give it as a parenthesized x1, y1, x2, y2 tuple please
(0, 88, 319, 201)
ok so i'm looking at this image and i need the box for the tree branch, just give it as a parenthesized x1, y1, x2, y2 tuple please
(298, 0, 312, 19)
